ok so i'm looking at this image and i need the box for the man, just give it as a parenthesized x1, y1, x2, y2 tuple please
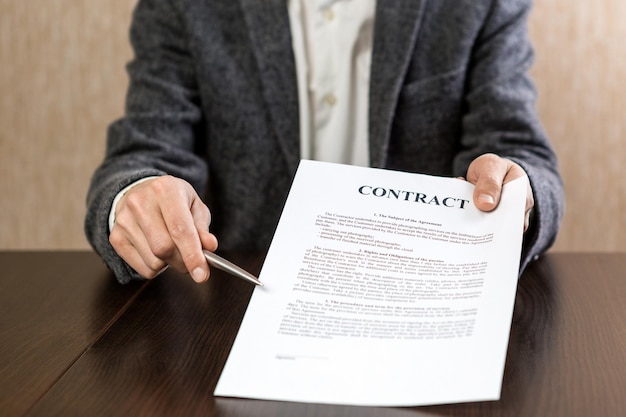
(85, 0, 564, 284)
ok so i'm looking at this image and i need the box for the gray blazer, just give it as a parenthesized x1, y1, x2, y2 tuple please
(85, 0, 564, 283)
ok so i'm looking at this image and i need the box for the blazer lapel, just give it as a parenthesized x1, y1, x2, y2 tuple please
(238, 0, 426, 171)
(369, 0, 427, 168)
(239, 0, 300, 174)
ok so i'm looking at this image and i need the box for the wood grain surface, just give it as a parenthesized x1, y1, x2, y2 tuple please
(0, 251, 146, 416)
(7, 251, 622, 417)
(1, 0, 625, 251)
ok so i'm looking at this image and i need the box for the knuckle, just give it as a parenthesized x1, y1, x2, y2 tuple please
(109, 229, 125, 248)
(199, 203, 211, 220)
(477, 152, 500, 164)
(145, 258, 166, 273)
(123, 192, 142, 209)
(476, 154, 503, 171)
(168, 219, 192, 241)
(112, 211, 132, 231)
(121, 193, 147, 217)
(150, 237, 176, 259)
(482, 173, 501, 187)
(149, 176, 169, 194)
(150, 175, 181, 197)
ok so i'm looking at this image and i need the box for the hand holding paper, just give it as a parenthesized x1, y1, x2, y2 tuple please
(215, 160, 527, 406)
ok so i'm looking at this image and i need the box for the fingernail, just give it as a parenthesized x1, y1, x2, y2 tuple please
(478, 194, 495, 205)
(192, 267, 206, 282)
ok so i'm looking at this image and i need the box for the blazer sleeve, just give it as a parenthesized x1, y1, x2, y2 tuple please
(452, 0, 564, 273)
(84, 0, 208, 283)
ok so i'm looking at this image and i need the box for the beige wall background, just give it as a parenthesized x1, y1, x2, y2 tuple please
(0, 0, 625, 251)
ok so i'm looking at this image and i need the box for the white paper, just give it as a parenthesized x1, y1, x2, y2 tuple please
(215, 160, 526, 406)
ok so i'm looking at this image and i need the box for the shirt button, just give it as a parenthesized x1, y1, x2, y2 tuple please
(324, 94, 337, 106)
(323, 8, 335, 22)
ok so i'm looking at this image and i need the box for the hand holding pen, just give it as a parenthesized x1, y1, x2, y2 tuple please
(110, 176, 261, 285)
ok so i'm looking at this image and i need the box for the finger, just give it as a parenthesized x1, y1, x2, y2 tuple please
(190, 198, 219, 252)
(119, 185, 184, 272)
(110, 207, 169, 278)
(467, 155, 509, 212)
(523, 182, 535, 232)
(110, 227, 167, 279)
(157, 188, 209, 283)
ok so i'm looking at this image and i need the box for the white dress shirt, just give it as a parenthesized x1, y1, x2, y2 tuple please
(288, 0, 375, 167)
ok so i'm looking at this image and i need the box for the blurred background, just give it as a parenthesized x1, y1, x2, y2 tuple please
(1, 0, 625, 252)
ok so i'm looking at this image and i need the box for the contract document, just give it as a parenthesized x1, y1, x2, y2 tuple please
(215, 160, 527, 406)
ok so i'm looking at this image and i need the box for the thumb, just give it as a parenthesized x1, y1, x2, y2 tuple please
(466, 154, 509, 212)
(190, 197, 218, 252)
(473, 176, 502, 212)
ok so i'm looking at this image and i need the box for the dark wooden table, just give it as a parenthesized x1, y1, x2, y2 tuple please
(1, 251, 625, 417)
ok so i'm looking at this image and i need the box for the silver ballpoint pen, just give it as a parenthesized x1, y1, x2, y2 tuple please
(203, 250, 263, 286)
